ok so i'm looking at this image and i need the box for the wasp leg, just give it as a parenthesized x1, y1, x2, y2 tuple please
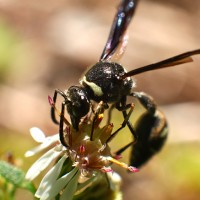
(112, 108, 137, 156)
(59, 102, 69, 148)
(90, 102, 106, 141)
(107, 104, 115, 125)
(115, 140, 135, 156)
(106, 103, 134, 143)
(130, 92, 168, 168)
(51, 89, 66, 125)
(107, 96, 138, 156)
(115, 96, 138, 141)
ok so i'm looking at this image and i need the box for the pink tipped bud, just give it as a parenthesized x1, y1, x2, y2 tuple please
(109, 123, 114, 128)
(79, 144, 86, 154)
(48, 96, 54, 106)
(101, 167, 113, 173)
(114, 154, 122, 160)
(128, 166, 139, 173)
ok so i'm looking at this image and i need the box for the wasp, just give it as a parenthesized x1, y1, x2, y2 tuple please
(50, 0, 200, 168)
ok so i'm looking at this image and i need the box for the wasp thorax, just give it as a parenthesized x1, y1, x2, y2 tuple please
(81, 62, 134, 103)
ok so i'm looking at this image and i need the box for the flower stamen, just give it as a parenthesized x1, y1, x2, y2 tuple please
(107, 156, 139, 173)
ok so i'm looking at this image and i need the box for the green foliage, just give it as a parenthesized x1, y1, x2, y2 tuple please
(0, 160, 36, 200)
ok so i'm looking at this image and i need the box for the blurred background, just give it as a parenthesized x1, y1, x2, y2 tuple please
(0, 0, 200, 199)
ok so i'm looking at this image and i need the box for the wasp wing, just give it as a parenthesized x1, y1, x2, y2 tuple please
(100, 0, 138, 62)
(122, 49, 200, 78)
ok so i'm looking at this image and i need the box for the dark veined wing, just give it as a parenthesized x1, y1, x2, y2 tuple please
(100, 0, 138, 62)
(122, 49, 200, 78)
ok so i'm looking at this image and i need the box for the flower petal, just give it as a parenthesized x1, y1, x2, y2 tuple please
(30, 127, 46, 143)
(107, 172, 121, 191)
(25, 134, 59, 157)
(35, 155, 67, 199)
(76, 176, 96, 194)
(25, 146, 63, 180)
(38, 167, 79, 200)
(60, 169, 80, 200)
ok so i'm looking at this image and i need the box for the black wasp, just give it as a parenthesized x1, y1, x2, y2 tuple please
(51, 0, 200, 168)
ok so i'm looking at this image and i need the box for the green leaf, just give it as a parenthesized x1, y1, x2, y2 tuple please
(0, 161, 36, 194)
(0, 161, 24, 186)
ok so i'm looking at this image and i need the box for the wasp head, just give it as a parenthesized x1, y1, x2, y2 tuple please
(65, 86, 90, 130)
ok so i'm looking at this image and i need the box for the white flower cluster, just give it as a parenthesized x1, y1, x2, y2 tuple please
(25, 127, 126, 200)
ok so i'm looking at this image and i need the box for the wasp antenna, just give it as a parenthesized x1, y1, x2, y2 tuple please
(51, 100, 71, 126)
(122, 49, 200, 78)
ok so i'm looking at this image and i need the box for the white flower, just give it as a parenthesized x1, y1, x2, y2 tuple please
(25, 107, 138, 200)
